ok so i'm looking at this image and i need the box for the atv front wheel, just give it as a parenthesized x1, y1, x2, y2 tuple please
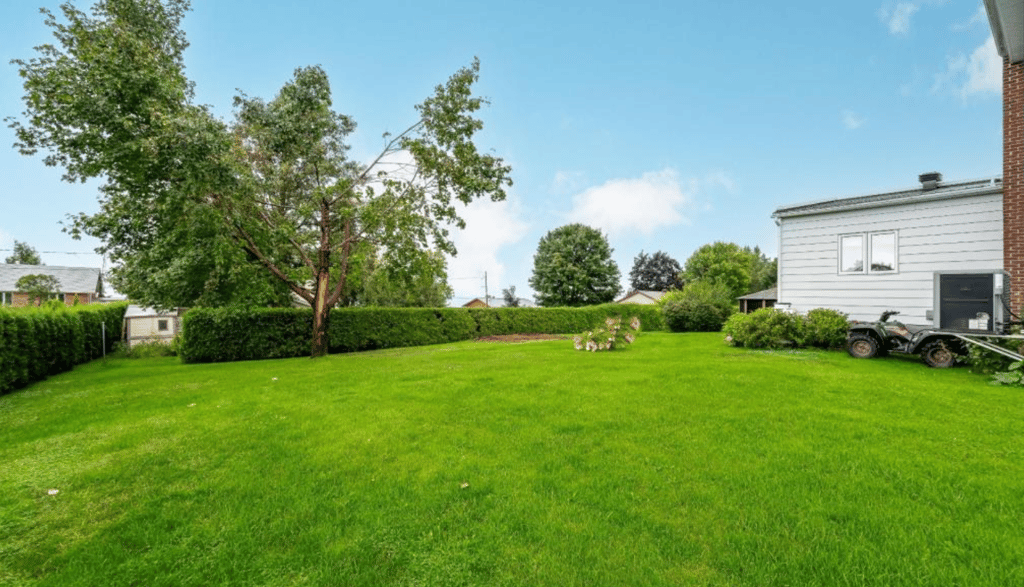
(847, 334, 880, 359)
(921, 340, 956, 368)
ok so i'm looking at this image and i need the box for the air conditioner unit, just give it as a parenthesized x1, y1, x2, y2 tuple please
(932, 271, 1010, 334)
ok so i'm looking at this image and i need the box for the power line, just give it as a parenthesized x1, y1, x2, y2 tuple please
(0, 248, 98, 255)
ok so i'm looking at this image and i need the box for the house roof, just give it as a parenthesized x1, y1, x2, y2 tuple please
(124, 305, 181, 319)
(985, 0, 1024, 62)
(0, 264, 102, 293)
(615, 290, 667, 303)
(462, 297, 536, 308)
(737, 287, 777, 301)
(772, 176, 1002, 219)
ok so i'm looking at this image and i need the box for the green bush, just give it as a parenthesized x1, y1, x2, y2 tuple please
(660, 281, 734, 332)
(180, 304, 667, 363)
(0, 302, 127, 395)
(122, 339, 179, 359)
(722, 308, 804, 349)
(803, 308, 850, 349)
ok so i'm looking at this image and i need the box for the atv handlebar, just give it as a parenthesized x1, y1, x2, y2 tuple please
(880, 310, 900, 322)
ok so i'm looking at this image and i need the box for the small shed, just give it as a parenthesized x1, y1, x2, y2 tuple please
(615, 290, 667, 305)
(123, 305, 185, 348)
(738, 287, 777, 313)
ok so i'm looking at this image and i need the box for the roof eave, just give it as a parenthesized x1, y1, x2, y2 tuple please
(986, 0, 1024, 63)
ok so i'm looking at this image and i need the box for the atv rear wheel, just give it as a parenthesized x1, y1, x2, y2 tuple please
(847, 334, 881, 359)
(921, 340, 956, 368)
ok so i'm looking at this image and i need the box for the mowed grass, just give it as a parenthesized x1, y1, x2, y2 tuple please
(1, 333, 1022, 586)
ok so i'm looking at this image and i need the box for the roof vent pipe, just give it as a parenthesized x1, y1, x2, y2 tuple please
(919, 171, 942, 191)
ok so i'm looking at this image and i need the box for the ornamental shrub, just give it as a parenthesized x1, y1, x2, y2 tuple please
(722, 308, 804, 349)
(660, 281, 734, 332)
(803, 308, 849, 349)
(573, 316, 641, 352)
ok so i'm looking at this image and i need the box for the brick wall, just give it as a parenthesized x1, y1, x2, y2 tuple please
(1004, 58, 1024, 313)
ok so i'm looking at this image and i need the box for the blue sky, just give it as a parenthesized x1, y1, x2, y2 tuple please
(0, 0, 1004, 304)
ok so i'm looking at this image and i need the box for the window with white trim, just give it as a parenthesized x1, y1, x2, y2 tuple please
(839, 231, 897, 274)
(1, 292, 11, 305)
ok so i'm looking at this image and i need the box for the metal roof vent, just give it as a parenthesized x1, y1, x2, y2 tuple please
(919, 172, 942, 191)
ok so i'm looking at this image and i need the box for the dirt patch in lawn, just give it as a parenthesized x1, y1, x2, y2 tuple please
(473, 334, 568, 343)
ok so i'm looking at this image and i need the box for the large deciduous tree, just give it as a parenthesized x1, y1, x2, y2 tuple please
(529, 224, 621, 307)
(628, 250, 682, 291)
(9, 0, 511, 357)
(5, 241, 43, 265)
(683, 242, 777, 299)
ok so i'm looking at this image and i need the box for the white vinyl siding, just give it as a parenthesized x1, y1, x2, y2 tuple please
(777, 192, 1002, 324)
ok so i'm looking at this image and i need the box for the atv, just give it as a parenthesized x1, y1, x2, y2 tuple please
(847, 310, 966, 368)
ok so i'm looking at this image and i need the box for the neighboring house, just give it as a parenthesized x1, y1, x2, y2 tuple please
(737, 287, 777, 313)
(0, 264, 102, 307)
(615, 290, 667, 305)
(462, 297, 536, 308)
(774, 174, 1003, 324)
(123, 305, 185, 348)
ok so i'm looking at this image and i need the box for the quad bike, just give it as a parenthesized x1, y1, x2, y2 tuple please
(847, 311, 967, 368)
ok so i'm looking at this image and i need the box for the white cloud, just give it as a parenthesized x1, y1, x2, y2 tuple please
(550, 170, 587, 195)
(932, 35, 1002, 100)
(567, 168, 696, 237)
(879, 2, 921, 35)
(446, 195, 529, 301)
(952, 3, 988, 31)
(842, 109, 867, 130)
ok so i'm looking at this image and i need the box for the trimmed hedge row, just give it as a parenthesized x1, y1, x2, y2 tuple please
(0, 302, 128, 395)
(180, 304, 666, 363)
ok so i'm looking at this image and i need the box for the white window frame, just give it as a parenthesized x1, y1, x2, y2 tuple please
(1, 292, 11, 305)
(838, 230, 898, 275)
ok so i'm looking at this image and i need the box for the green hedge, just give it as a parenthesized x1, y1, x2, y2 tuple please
(180, 304, 665, 363)
(0, 302, 127, 395)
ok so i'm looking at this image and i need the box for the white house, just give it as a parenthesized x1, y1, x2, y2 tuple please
(772, 174, 1004, 325)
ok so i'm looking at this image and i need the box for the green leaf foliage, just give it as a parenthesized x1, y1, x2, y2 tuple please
(0, 302, 127, 394)
(723, 308, 806, 349)
(659, 281, 735, 332)
(4, 241, 43, 265)
(803, 308, 850, 349)
(9, 2, 511, 357)
(528, 224, 622, 307)
(629, 250, 682, 292)
(14, 274, 61, 306)
(683, 242, 777, 299)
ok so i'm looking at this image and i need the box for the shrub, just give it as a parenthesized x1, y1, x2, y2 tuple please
(0, 302, 127, 395)
(659, 281, 734, 332)
(573, 316, 641, 352)
(122, 339, 179, 359)
(803, 308, 849, 349)
(180, 304, 667, 363)
(722, 308, 804, 349)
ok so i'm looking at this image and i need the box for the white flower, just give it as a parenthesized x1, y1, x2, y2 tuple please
(272, 377, 278, 381)
(188, 403, 196, 407)
(625, 333, 635, 344)
(630, 317, 641, 330)
(573, 336, 583, 350)
(725, 335, 733, 342)
(48, 489, 59, 495)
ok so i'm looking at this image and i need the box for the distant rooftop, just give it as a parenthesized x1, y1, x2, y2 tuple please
(0, 264, 102, 293)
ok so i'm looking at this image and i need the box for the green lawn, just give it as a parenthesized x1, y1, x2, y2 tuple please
(1, 333, 1022, 586)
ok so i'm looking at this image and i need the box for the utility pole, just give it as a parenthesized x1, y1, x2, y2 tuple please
(484, 271, 489, 306)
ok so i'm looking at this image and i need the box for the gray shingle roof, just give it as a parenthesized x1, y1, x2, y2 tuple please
(0, 264, 102, 294)
(737, 287, 777, 301)
(772, 177, 1002, 219)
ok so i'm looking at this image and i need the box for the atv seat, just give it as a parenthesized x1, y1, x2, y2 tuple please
(902, 324, 932, 335)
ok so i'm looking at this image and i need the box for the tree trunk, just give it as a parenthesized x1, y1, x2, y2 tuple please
(311, 266, 330, 358)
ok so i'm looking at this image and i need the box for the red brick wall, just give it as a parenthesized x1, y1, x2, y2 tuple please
(1004, 58, 1024, 313)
